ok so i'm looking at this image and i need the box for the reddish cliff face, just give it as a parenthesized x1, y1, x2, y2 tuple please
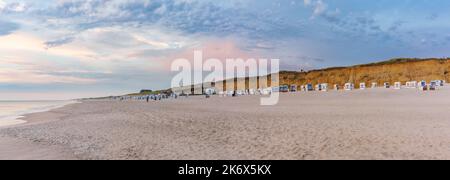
(279, 58, 450, 88)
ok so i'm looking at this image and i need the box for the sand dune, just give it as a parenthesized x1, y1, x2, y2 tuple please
(1, 87, 450, 160)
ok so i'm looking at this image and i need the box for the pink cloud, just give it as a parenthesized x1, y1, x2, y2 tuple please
(160, 38, 257, 71)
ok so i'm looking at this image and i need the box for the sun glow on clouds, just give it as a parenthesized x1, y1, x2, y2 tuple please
(0, 25, 190, 87)
(0, 32, 102, 85)
(0, 68, 97, 84)
(161, 38, 257, 68)
(0, 32, 97, 60)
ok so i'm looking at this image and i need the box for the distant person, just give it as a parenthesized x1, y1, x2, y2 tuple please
(146, 96, 150, 102)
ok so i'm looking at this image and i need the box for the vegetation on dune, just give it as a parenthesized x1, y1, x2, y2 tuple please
(127, 89, 173, 96)
(278, 58, 450, 88)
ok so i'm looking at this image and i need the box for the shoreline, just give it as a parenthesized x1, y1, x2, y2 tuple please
(0, 102, 82, 160)
(0, 100, 80, 128)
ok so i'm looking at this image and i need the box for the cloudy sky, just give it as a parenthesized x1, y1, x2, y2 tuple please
(1, 0, 449, 100)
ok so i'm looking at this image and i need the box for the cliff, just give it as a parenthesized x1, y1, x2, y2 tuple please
(278, 58, 450, 88)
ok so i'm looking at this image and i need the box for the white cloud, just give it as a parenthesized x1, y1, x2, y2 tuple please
(0, 0, 5, 10)
(0, 69, 98, 84)
(0, 57, 98, 84)
(313, 0, 327, 16)
(304, 0, 329, 17)
(154, 4, 167, 15)
(304, 0, 312, 6)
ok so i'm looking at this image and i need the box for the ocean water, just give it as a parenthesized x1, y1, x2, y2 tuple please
(0, 101, 77, 127)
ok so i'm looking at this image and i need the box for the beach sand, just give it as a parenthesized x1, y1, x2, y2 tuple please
(1, 87, 450, 160)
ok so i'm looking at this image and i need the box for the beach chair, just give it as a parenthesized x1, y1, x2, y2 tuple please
(394, 82, 401, 89)
(320, 83, 328, 92)
(406, 81, 417, 88)
(279, 85, 289, 93)
(261, 88, 271, 95)
(433, 80, 444, 87)
(205, 88, 216, 95)
(249, 89, 256, 95)
(344, 83, 354, 91)
(290, 85, 298, 92)
(334, 84, 340, 91)
(419, 81, 427, 91)
(360, 83, 366, 90)
(371, 82, 377, 88)
(306, 84, 314, 92)
(218, 91, 224, 97)
(430, 82, 437, 91)
(227, 91, 234, 96)
(315, 84, 321, 91)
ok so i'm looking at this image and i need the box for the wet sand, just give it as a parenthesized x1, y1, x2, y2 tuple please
(1, 87, 450, 160)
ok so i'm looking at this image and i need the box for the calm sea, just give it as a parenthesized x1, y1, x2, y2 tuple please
(0, 100, 77, 127)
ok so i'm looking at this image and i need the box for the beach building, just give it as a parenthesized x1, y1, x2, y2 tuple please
(344, 83, 354, 91)
(371, 82, 377, 88)
(360, 83, 366, 90)
(394, 82, 401, 89)
(384, 82, 390, 88)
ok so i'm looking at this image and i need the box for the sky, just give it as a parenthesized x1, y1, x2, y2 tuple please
(1, 0, 450, 100)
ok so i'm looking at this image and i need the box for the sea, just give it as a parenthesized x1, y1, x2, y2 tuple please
(0, 100, 77, 127)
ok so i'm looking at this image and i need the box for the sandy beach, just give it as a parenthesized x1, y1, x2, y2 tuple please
(1, 87, 450, 160)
